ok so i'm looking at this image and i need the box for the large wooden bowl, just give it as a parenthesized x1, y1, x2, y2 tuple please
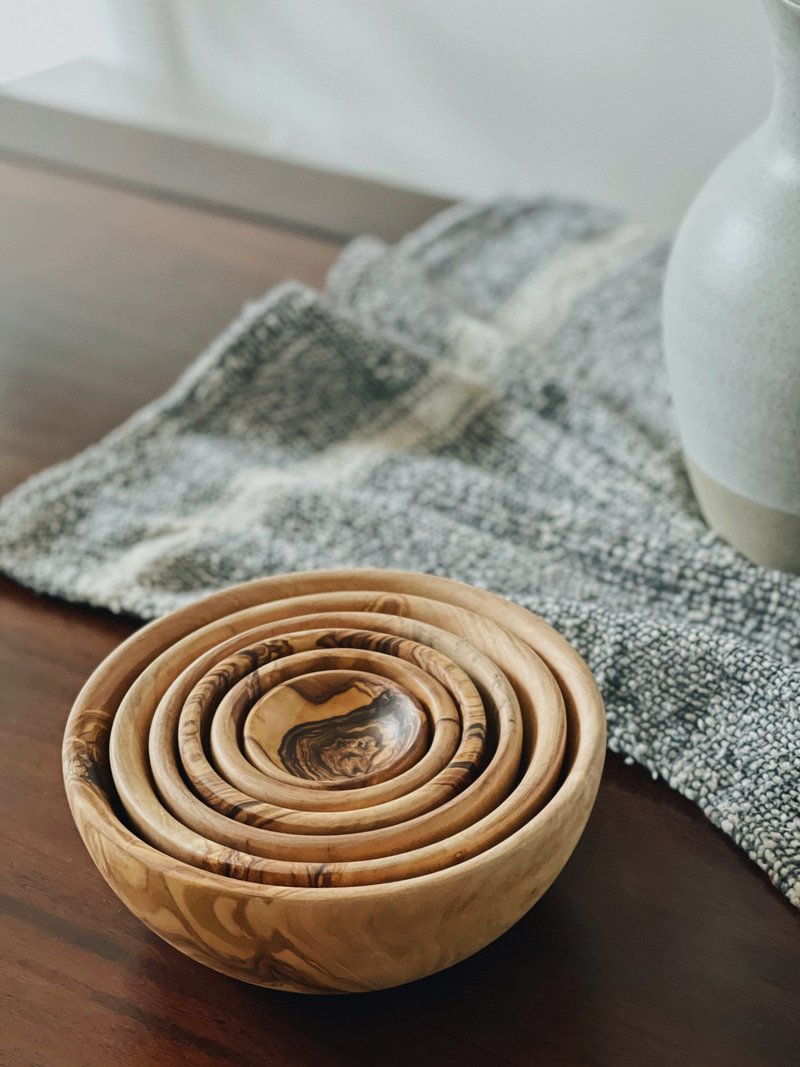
(63, 569, 605, 993)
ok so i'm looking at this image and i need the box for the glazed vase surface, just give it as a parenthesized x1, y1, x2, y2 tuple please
(663, 0, 800, 572)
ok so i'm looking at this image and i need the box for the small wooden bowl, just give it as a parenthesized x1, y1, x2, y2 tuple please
(241, 668, 430, 785)
(63, 569, 605, 993)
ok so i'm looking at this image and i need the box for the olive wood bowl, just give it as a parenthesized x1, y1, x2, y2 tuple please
(63, 568, 605, 994)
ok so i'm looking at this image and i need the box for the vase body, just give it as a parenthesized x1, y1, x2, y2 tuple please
(663, 0, 800, 572)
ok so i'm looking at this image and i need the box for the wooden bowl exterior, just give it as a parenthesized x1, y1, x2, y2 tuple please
(63, 569, 606, 993)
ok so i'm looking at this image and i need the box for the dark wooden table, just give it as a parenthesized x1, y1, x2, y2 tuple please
(1, 158, 797, 1067)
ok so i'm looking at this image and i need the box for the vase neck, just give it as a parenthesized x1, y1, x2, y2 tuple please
(764, 0, 800, 138)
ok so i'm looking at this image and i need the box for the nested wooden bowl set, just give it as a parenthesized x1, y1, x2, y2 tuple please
(63, 569, 606, 993)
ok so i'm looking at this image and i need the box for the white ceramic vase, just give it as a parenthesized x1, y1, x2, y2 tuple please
(663, 0, 800, 573)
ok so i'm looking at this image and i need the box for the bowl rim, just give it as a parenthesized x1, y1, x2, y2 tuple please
(63, 567, 606, 902)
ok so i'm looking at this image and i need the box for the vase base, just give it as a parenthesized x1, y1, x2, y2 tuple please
(686, 457, 800, 574)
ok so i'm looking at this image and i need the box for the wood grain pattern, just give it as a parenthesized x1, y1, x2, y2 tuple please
(248, 670, 429, 784)
(68, 574, 595, 978)
(100, 603, 564, 887)
(159, 640, 466, 819)
(2, 157, 799, 1064)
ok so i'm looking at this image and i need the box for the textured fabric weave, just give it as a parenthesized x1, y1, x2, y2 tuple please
(1, 199, 798, 904)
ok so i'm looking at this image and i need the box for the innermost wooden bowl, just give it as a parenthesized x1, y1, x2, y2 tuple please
(242, 669, 429, 787)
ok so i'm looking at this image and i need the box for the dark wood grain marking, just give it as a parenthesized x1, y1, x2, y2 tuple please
(277, 687, 420, 781)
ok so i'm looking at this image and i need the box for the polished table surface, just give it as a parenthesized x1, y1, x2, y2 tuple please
(0, 158, 797, 1067)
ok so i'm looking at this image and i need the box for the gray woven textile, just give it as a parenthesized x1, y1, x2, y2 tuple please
(1, 199, 799, 904)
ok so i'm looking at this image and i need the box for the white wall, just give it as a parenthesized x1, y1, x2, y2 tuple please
(2, 0, 776, 229)
(0, 0, 108, 82)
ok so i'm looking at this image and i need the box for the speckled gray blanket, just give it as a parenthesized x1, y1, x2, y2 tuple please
(1, 199, 798, 905)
